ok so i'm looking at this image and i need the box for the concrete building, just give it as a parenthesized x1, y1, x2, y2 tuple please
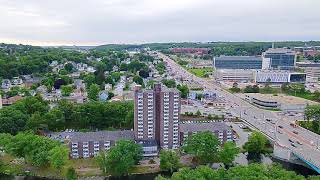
(171, 48, 211, 55)
(213, 56, 262, 70)
(255, 70, 306, 84)
(134, 84, 180, 150)
(244, 93, 317, 112)
(214, 69, 255, 82)
(64, 130, 134, 159)
(296, 62, 320, 82)
(262, 48, 296, 70)
(179, 122, 233, 145)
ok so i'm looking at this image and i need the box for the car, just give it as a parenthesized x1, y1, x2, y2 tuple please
(266, 118, 272, 122)
(278, 130, 283, 134)
(297, 141, 303, 145)
(293, 130, 298, 134)
(271, 121, 275, 124)
(278, 125, 283, 129)
(291, 143, 297, 147)
(288, 139, 294, 143)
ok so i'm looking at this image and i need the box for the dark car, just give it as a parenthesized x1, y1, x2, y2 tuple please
(288, 139, 294, 143)
(293, 130, 298, 134)
(278, 125, 283, 129)
(297, 141, 303, 145)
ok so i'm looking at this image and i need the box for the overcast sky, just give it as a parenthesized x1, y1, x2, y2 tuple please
(0, 0, 319, 46)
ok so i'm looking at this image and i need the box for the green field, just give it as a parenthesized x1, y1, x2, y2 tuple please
(186, 67, 214, 78)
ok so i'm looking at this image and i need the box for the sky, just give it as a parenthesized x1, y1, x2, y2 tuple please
(0, 0, 319, 46)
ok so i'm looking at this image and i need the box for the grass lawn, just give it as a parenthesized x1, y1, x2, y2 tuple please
(186, 67, 213, 78)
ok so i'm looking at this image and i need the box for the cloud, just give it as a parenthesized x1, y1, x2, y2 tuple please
(0, 0, 319, 45)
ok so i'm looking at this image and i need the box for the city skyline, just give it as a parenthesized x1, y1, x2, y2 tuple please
(0, 0, 320, 46)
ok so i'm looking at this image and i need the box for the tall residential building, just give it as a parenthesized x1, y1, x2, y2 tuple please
(213, 56, 262, 70)
(262, 48, 296, 70)
(134, 84, 180, 149)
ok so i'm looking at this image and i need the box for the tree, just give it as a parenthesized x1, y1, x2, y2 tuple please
(96, 140, 142, 176)
(183, 131, 220, 164)
(0, 107, 28, 134)
(61, 85, 73, 96)
(64, 63, 74, 72)
(218, 142, 239, 168)
(83, 74, 96, 87)
(243, 131, 270, 156)
(162, 79, 176, 88)
(195, 110, 202, 116)
(49, 146, 69, 170)
(156, 164, 305, 180)
(2, 132, 61, 167)
(65, 167, 77, 180)
(88, 84, 100, 101)
(160, 150, 180, 173)
(177, 84, 189, 98)
(133, 75, 144, 86)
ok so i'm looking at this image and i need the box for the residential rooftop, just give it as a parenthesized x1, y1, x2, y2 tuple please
(179, 122, 231, 132)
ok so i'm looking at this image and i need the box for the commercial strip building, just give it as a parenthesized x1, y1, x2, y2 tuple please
(213, 56, 262, 70)
(243, 93, 317, 112)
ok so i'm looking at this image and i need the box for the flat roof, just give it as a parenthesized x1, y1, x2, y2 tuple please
(245, 93, 318, 105)
(180, 122, 231, 132)
(264, 48, 295, 55)
(215, 56, 262, 61)
(50, 130, 135, 142)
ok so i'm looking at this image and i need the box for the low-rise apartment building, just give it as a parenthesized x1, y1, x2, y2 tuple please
(179, 122, 234, 145)
(67, 130, 134, 159)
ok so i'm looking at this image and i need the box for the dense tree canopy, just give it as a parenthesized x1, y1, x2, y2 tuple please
(0, 132, 68, 167)
(243, 131, 271, 156)
(183, 131, 220, 164)
(96, 140, 142, 176)
(160, 150, 180, 173)
(157, 164, 307, 180)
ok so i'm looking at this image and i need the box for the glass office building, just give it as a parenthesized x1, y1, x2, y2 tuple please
(263, 48, 296, 70)
(213, 56, 262, 69)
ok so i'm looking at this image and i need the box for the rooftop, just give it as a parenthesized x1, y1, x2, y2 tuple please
(244, 93, 318, 105)
(49, 130, 135, 142)
(215, 56, 262, 61)
(180, 122, 231, 132)
(264, 48, 296, 55)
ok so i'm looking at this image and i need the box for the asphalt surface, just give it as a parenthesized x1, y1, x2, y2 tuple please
(157, 52, 320, 170)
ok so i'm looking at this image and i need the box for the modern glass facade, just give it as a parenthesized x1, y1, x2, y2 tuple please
(263, 48, 296, 70)
(213, 56, 262, 69)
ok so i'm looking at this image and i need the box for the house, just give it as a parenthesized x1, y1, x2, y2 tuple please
(98, 91, 109, 102)
(11, 77, 24, 87)
(74, 79, 85, 90)
(2, 96, 24, 106)
(36, 85, 48, 94)
(49, 61, 59, 67)
(1, 79, 11, 90)
(104, 84, 112, 91)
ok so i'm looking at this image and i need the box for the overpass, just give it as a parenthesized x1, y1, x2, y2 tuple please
(157, 52, 320, 174)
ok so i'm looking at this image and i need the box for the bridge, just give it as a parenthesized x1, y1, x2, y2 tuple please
(157, 52, 320, 174)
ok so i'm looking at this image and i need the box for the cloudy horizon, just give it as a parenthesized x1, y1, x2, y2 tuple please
(0, 0, 320, 46)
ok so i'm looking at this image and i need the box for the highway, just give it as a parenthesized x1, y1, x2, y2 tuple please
(157, 52, 320, 171)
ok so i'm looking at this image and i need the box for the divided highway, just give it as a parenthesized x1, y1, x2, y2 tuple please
(157, 52, 320, 171)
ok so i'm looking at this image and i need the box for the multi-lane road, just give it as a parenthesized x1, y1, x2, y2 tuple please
(157, 52, 320, 170)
